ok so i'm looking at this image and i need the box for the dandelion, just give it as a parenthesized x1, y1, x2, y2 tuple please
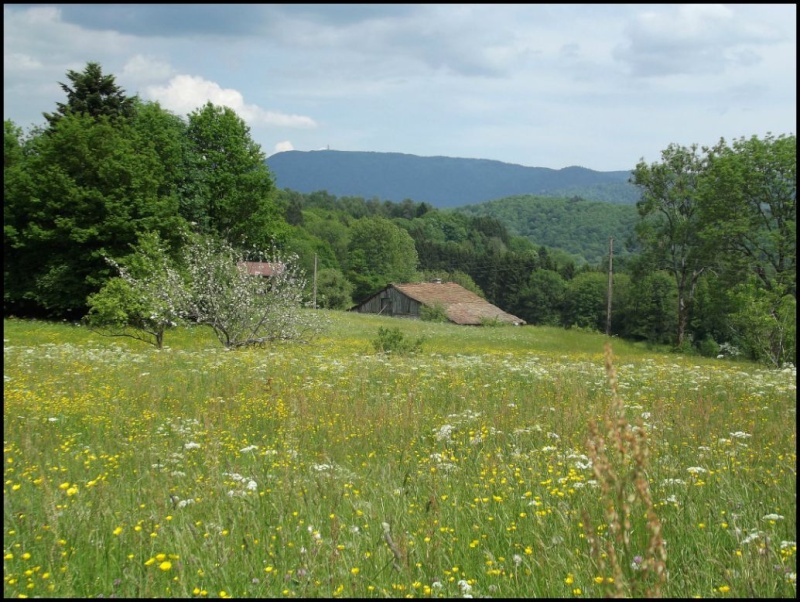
(113, 527, 123, 536)
(350, 567, 360, 575)
(159, 561, 172, 571)
(565, 574, 574, 585)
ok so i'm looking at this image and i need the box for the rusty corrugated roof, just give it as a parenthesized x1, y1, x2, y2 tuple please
(392, 282, 525, 325)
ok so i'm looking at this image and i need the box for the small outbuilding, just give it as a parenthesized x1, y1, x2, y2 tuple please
(351, 281, 526, 326)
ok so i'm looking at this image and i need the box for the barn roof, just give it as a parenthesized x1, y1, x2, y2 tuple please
(237, 261, 284, 277)
(392, 282, 525, 326)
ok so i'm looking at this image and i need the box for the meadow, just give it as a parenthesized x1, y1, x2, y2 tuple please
(3, 312, 796, 598)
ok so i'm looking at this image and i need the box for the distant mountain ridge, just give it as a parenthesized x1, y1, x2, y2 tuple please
(266, 150, 640, 207)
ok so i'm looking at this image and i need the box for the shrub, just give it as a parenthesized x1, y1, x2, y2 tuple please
(372, 326, 424, 354)
(420, 302, 449, 323)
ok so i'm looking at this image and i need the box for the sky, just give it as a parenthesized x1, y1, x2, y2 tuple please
(3, 3, 796, 171)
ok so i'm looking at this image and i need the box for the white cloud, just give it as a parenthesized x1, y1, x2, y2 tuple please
(272, 141, 294, 155)
(615, 4, 785, 77)
(4, 52, 44, 73)
(145, 74, 316, 127)
(121, 55, 174, 83)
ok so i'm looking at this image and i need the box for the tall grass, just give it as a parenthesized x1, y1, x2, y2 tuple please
(3, 312, 796, 598)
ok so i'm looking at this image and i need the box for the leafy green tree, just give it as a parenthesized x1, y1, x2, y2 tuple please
(4, 112, 185, 318)
(315, 268, 354, 309)
(185, 102, 288, 247)
(302, 208, 352, 266)
(3, 120, 37, 314)
(513, 269, 566, 326)
(85, 231, 189, 348)
(728, 280, 796, 367)
(701, 133, 796, 298)
(345, 217, 418, 301)
(632, 144, 714, 347)
(619, 270, 677, 344)
(43, 62, 135, 128)
(562, 271, 608, 331)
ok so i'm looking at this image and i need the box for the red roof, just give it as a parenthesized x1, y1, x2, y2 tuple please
(238, 261, 284, 277)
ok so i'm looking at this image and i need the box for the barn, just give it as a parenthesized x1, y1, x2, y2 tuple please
(351, 281, 526, 326)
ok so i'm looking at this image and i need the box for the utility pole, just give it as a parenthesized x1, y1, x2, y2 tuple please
(313, 254, 318, 309)
(606, 237, 613, 336)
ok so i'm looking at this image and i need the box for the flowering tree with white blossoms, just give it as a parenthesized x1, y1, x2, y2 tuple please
(183, 234, 325, 349)
(85, 231, 189, 348)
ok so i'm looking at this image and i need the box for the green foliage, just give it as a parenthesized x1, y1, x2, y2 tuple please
(729, 281, 796, 368)
(4, 111, 186, 318)
(453, 195, 638, 266)
(43, 61, 135, 128)
(371, 326, 424, 354)
(185, 102, 287, 247)
(632, 143, 713, 347)
(619, 270, 678, 344)
(315, 268, 354, 310)
(701, 133, 796, 298)
(513, 269, 566, 326)
(420, 302, 449, 322)
(346, 216, 419, 301)
(563, 271, 608, 331)
(84, 231, 189, 348)
(696, 335, 721, 358)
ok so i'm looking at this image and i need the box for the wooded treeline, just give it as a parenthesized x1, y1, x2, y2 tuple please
(4, 63, 796, 365)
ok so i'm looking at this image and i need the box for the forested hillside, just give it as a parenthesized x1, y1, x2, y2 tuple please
(266, 150, 640, 207)
(452, 195, 639, 266)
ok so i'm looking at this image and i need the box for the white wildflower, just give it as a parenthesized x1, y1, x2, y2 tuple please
(686, 466, 707, 474)
(435, 424, 455, 442)
(762, 513, 784, 521)
(742, 532, 761, 544)
(184, 441, 201, 450)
